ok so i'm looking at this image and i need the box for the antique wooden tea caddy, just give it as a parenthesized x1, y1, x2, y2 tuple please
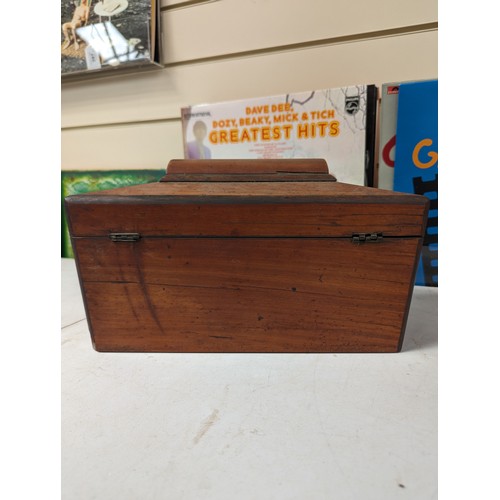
(65, 159, 429, 353)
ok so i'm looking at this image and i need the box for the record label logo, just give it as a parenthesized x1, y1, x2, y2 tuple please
(345, 96, 360, 114)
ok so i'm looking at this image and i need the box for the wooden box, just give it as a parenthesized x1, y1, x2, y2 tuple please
(65, 159, 429, 353)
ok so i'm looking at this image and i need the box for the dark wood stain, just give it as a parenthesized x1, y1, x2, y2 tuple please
(133, 244, 166, 336)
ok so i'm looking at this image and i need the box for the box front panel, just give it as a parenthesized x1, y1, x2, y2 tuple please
(74, 237, 420, 352)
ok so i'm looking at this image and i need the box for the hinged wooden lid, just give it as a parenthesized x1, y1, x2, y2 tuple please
(65, 159, 429, 238)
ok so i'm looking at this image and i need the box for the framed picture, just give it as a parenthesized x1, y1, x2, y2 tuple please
(61, 0, 162, 79)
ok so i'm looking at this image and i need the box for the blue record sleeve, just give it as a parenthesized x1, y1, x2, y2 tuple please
(393, 80, 438, 286)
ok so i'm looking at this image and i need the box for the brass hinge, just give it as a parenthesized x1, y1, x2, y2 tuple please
(352, 232, 383, 244)
(109, 232, 141, 242)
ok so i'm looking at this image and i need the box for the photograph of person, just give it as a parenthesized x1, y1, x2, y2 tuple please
(186, 121, 212, 159)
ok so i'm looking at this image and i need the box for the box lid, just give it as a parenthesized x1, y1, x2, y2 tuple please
(65, 159, 429, 238)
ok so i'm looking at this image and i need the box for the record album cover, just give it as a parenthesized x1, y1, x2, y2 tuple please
(181, 85, 378, 186)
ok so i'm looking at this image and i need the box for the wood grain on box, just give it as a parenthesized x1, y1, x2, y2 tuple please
(66, 159, 428, 352)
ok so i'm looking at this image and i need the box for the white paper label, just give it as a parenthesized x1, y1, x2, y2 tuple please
(85, 45, 101, 70)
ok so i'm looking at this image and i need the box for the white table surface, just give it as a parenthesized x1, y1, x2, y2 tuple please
(62, 258, 437, 500)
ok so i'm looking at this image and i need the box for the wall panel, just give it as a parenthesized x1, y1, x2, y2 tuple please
(161, 0, 437, 64)
(62, 121, 183, 170)
(61, 0, 438, 170)
(62, 30, 437, 129)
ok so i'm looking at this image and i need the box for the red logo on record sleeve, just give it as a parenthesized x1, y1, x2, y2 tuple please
(382, 135, 396, 167)
(387, 86, 399, 95)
